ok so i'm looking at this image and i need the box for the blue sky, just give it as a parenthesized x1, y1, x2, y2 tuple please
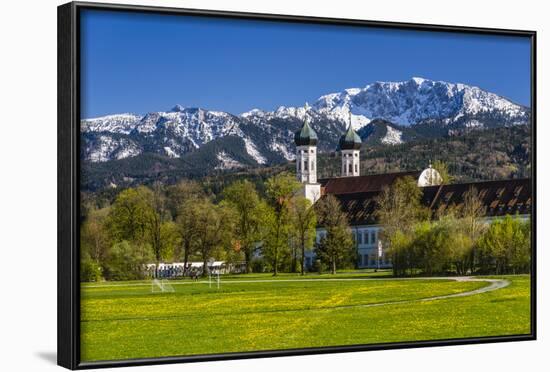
(80, 9, 531, 118)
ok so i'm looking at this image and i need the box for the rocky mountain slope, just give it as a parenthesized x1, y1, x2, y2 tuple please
(81, 77, 530, 170)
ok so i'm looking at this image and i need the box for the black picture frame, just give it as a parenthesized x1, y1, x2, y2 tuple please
(58, 1, 537, 369)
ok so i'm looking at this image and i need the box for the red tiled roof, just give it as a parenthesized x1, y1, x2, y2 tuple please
(422, 178, 532, 218)
(319, 171, 420, 195)
(317, 178, 532, 226)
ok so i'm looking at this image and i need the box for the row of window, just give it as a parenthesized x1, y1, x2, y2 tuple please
(317, 229, 378, 246)
(342, 163, 358, 174)
(352, 230, 378, 245)
(304, 255, 391, 268)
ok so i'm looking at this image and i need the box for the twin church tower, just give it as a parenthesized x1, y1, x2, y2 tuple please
(294, 105, 362, 204)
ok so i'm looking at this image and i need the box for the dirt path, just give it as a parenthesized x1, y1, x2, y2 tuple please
(326, 277, 510, 310)
(84, 276, 510, 309)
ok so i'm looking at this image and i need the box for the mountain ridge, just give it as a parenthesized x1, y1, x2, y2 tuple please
(81, 77, 530, 167)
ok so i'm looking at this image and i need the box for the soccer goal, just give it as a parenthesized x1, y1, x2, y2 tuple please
(151, 278, 175, 293)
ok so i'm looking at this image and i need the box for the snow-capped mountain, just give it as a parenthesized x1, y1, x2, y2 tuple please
(81, 77, 530, 165)
(309, 77, 528, 128)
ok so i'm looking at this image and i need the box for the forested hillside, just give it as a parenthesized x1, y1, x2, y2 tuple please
(81, 125, 531, 204)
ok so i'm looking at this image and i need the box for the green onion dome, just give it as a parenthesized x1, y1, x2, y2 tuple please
(339, 124, 362, 150)
(294, 116, 318, 146)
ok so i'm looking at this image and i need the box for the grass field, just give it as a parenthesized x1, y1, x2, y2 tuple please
(80, 272, 531, 362)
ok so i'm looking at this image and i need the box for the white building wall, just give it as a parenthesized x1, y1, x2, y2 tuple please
(341, 149, 360, 177)
(296, 145, 317, 184)
(305, 225, 390, 269)
(302, 183, 321, 205)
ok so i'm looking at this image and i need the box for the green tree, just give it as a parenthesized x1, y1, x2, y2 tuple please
(106, 187, 150, 242)
(478, 215, 530, 274)
(412, 219, 453, 276)
(169, 181, 206, 270)
(447, 228, 473, 275)
(384, 229, 415, 277)
(459, 186, 487, 274)
(222, 180, 265, 273)
(194, 200, 235, 277)
(80, 251, 102, 282)
(263, 173, 301, 275)
(143, 183, 168, 271)
(315, 194, 354, 274)
(175, 198, 202, 270)
(289, 196, 317, 275)
(104, 240, 153, 281)
(160, 220, 180, 262)
(107, 185, 176, 278)
(166, 180, 205, 219)
(432, 160, 454, 184)
(80, 206, 110, 277)
(376, 176, 427, 276)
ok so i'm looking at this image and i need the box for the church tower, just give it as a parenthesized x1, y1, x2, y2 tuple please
(339, 113, 362, 177)
(294, 104, 321, 204)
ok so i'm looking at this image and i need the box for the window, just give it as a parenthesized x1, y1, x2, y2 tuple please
(370, 231, 376, 245)
(310, 149, 314, 154)
(363, 231, 368, 244)
(363, 255, 369, 266)
(298, 161, 301, 171)
(311, 161, 314, 171)
(354, 164, 358, 173)
(354, 153, 358, 157)
(357, 231, 363, 244)
(304, 160, 308, 171)
(349, 163, 353, 173)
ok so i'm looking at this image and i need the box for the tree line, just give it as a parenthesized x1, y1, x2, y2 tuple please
(377, 176, 531, 276)
(80, 172, 358, 281)
(80, 173, 531, 282)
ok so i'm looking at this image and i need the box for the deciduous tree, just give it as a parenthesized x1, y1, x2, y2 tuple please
(194, 200, 235, 277)
(263, 173, 301, 275)
(222, 180, 265, 273)
(315, 194, 353, 274)
(376, 176, 427, 276)
(289, 196, 317, 275)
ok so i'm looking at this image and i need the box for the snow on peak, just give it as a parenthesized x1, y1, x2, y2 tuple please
(216, 151, 244, 170)
(81, 113, 142, 134)
(240, 108, 266, 118)
(243, 137, 267, 165)
(163, 146, 179, 158)
(310, 77, 529, 127)
(81, 77, 529, 164)
(171, 104, 185, 112)
(411, 76, 427, 85)
(381, 125, 404, 145)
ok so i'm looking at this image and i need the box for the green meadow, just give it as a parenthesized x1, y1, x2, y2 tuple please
(80, 273, 531, 362)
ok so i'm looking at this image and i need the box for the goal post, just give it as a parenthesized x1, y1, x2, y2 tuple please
(151, 278, 175, 293)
